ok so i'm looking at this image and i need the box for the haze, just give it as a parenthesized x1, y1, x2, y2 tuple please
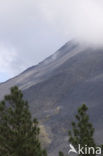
(0, 0, 103, 82)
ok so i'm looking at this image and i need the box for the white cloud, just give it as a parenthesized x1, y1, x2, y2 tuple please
(0, 43, 17, 75)
(37, 0, 103, 46)
(0, 0, 103, 81)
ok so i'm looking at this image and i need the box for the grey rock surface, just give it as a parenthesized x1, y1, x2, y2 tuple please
(0, 41, 103, 155)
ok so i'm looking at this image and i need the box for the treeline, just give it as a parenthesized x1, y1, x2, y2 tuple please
(0, 86, 102, 156)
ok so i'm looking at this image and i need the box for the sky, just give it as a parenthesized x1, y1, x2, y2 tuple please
(0, 0, 103, 82)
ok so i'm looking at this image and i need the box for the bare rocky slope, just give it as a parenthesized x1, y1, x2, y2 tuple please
(0, 41, 103, 155)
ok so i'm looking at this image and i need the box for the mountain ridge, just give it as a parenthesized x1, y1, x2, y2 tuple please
(0, 40, 103, 155)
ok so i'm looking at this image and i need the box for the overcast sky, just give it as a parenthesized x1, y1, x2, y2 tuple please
(0, 0, 103, 82)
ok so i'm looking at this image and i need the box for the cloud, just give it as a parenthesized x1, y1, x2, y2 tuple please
(0, 0, 103, 81)
(0, 0, 68, 81)
(37, 0, 103, 46)
(0, 43, 17, 75)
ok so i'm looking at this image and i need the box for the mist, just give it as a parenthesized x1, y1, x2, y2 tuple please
(37, 0, 103, 46)
(0, 0, 103, 81)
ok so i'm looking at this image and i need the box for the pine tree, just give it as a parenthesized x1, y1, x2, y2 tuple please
(59, 151, 64, 156)
(68, 104, 96, 156)
(0, 86, 47, 156)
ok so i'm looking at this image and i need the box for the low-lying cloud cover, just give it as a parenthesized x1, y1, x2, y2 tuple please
(0, 0, 103, 81)
(39, 0, 103, 45)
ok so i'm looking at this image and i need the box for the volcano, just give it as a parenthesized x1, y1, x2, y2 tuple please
(0, 41, 103, 155)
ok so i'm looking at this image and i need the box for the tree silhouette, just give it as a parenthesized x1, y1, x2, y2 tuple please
(68, 104, 96, 156)
(0, 86, 47, 156)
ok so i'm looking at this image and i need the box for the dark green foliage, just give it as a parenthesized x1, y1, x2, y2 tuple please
(0, 86, 47, 156)
(59, 151, 64, 156)
(68, 104, 96, 156)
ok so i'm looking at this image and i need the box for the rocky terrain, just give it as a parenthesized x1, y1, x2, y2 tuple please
(0, 41, 103, 155)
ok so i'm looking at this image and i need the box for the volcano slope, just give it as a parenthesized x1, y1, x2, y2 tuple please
(0, 41, 103, 155)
